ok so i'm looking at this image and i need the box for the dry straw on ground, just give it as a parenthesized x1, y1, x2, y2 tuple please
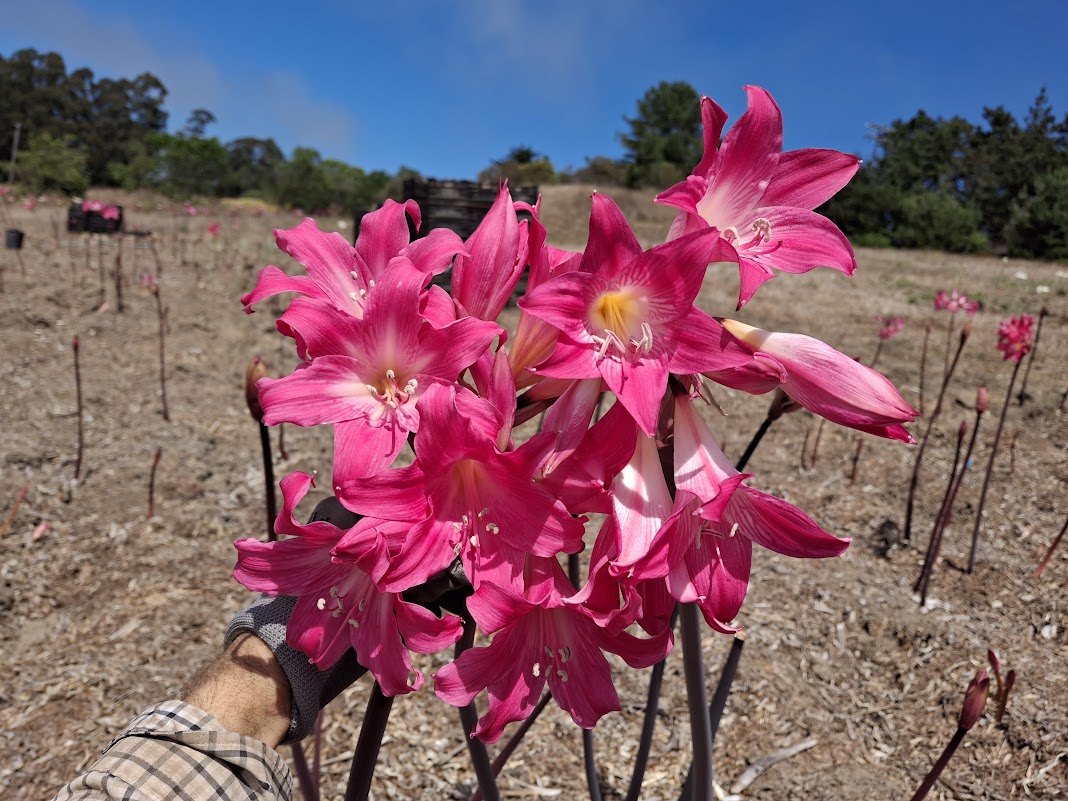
(1, 186, 1066, 800)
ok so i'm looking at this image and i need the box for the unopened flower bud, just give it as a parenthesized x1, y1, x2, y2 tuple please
(958, 420, 968, 438)
(960, 320, 973, 342)
(245, 356, 269, 423)
(976, 385, 988, 413)
(958, 668, 989, 730)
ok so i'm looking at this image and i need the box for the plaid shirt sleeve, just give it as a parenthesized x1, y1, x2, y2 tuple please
(52, 700, 294, 801)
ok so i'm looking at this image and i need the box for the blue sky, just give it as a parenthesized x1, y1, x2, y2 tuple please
(3, 0, 1066, 180)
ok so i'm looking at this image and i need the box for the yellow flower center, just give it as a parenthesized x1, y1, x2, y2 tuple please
(589, 288, 653, 361)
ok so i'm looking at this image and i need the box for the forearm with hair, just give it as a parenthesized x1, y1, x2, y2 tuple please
(183, 632, 292, 749)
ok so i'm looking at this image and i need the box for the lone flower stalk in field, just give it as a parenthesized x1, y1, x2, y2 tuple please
(871, 315, 905, 368)
(234, 86, 916, 800)
(968, 314, 1035, 572)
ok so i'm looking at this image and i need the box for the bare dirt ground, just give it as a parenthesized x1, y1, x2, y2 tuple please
(1, 185, 1066, 800)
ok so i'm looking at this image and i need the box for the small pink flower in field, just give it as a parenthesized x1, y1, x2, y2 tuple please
(996, 314, 1035, 362)
(934, 289, 979, 315)
(233, 471, 463, 695)
(22, 197, 35, 210)
(140, 272, 159, 293)
(519, 194, 750, 436)
(976, 385, 988, 413)
(0, 186, 10, 199)
(184, 201, 199, 216)
(655, 85, 859, 308)
(208, 222, 221, 238)
(434, 579, 671, 742)
(875, 315, 905, 340)
(101, 204, 121, 221)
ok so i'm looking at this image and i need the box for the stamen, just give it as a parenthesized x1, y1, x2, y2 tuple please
(316, 598, 327, 611)
(348, 618, 360, 628)
(329, 586, 339, 597)
(368, 279, 376, 288)
(349, 291, 359, 301)
(469, 535, 478, 547)
(557, 669, 569, 683)
(477, 508, 489, 518)
(752, 217, 772, 244)
(366, 384, 379, 395)
(359, 288, 367, 298)
(358, 599, 366, 612)
(558, 646, 571, 662)
(386, 369, 395, 380)
(532, 662, 541, 678)
(729, 522, 740, 538)
(545, 645, 555, 658)
(331, 609, 342, 618)
(485, 523, 499, 534)
(350, 271, 359, 281)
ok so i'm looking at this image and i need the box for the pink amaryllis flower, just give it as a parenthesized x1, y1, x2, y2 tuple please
(434, 578, 672, 743)
(232, 471, 463, 695)
(876, 315, 905, 340)
(519, 194, 750, 436)
(705, 319, 919, 442)
(257, 261, 500, 479)
(337, 383, 586, 592)
(633, 391, 849, 631)
(935, 289, 980, 315)
(656, 86, 859, 308)
(208, 222, 221, 238)
(241, 203, 463, 319)
(996, 314, 1035, 362)
(450, 182, 531, 322)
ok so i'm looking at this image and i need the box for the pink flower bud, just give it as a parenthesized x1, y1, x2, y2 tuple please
(958, 668, 990, 730)
(245, 356, 269, 423)
(959, 420, 968, 437)
(976, 385, 988, 413)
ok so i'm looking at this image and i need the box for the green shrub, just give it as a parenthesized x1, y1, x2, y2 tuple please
(18, 132, 89, 195)
(1006, 167, 1068, 260)
(892, 190, 989, 253)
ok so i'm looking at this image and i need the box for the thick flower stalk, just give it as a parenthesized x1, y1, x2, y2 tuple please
(969, 315, 1035, 572)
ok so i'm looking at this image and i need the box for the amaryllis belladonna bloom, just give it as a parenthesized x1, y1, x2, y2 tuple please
(705, 319, 919, 442)
(256, 261, 500, 479)
(935, 289, 980, 315)
(242, 204, 464, 319)
(656, 85, 859, 308)
(519, 194, 751, 436)
(434, 578, 671, 742)
(996, 314, 1035, 362)
(876, 315, 905, 339)
(233, 471, 463, 695)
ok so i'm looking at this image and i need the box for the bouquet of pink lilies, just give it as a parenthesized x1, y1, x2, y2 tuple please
(234, 85, 917, 749)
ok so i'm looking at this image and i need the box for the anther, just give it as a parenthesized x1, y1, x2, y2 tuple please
(348, 618, 359, 628)
(329, 586, 339, 597)
(349, 291, 359, 301)
(358, 599, 366, 612)
(350, 271, 359, 281)
(729, 523, 740, 538)
(532, 662, 541, 677)
(558, 646, 571, 662)
(386, 369, 395, 380)
(557, 669, 569, 683)
(478, 508, 489, 518)
(545, 645, 555, 658)
(366, 384, 379, 395)
(316, 598, 327, 611)
(469, 535, 478, 547)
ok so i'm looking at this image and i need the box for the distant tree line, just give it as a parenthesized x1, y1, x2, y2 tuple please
(3, 49, 1066, 258)
(820, 88, 1068, 259)
(0, 48, 396, 211)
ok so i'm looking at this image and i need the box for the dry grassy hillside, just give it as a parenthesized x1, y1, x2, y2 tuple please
(1, 187, 1066, 800)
